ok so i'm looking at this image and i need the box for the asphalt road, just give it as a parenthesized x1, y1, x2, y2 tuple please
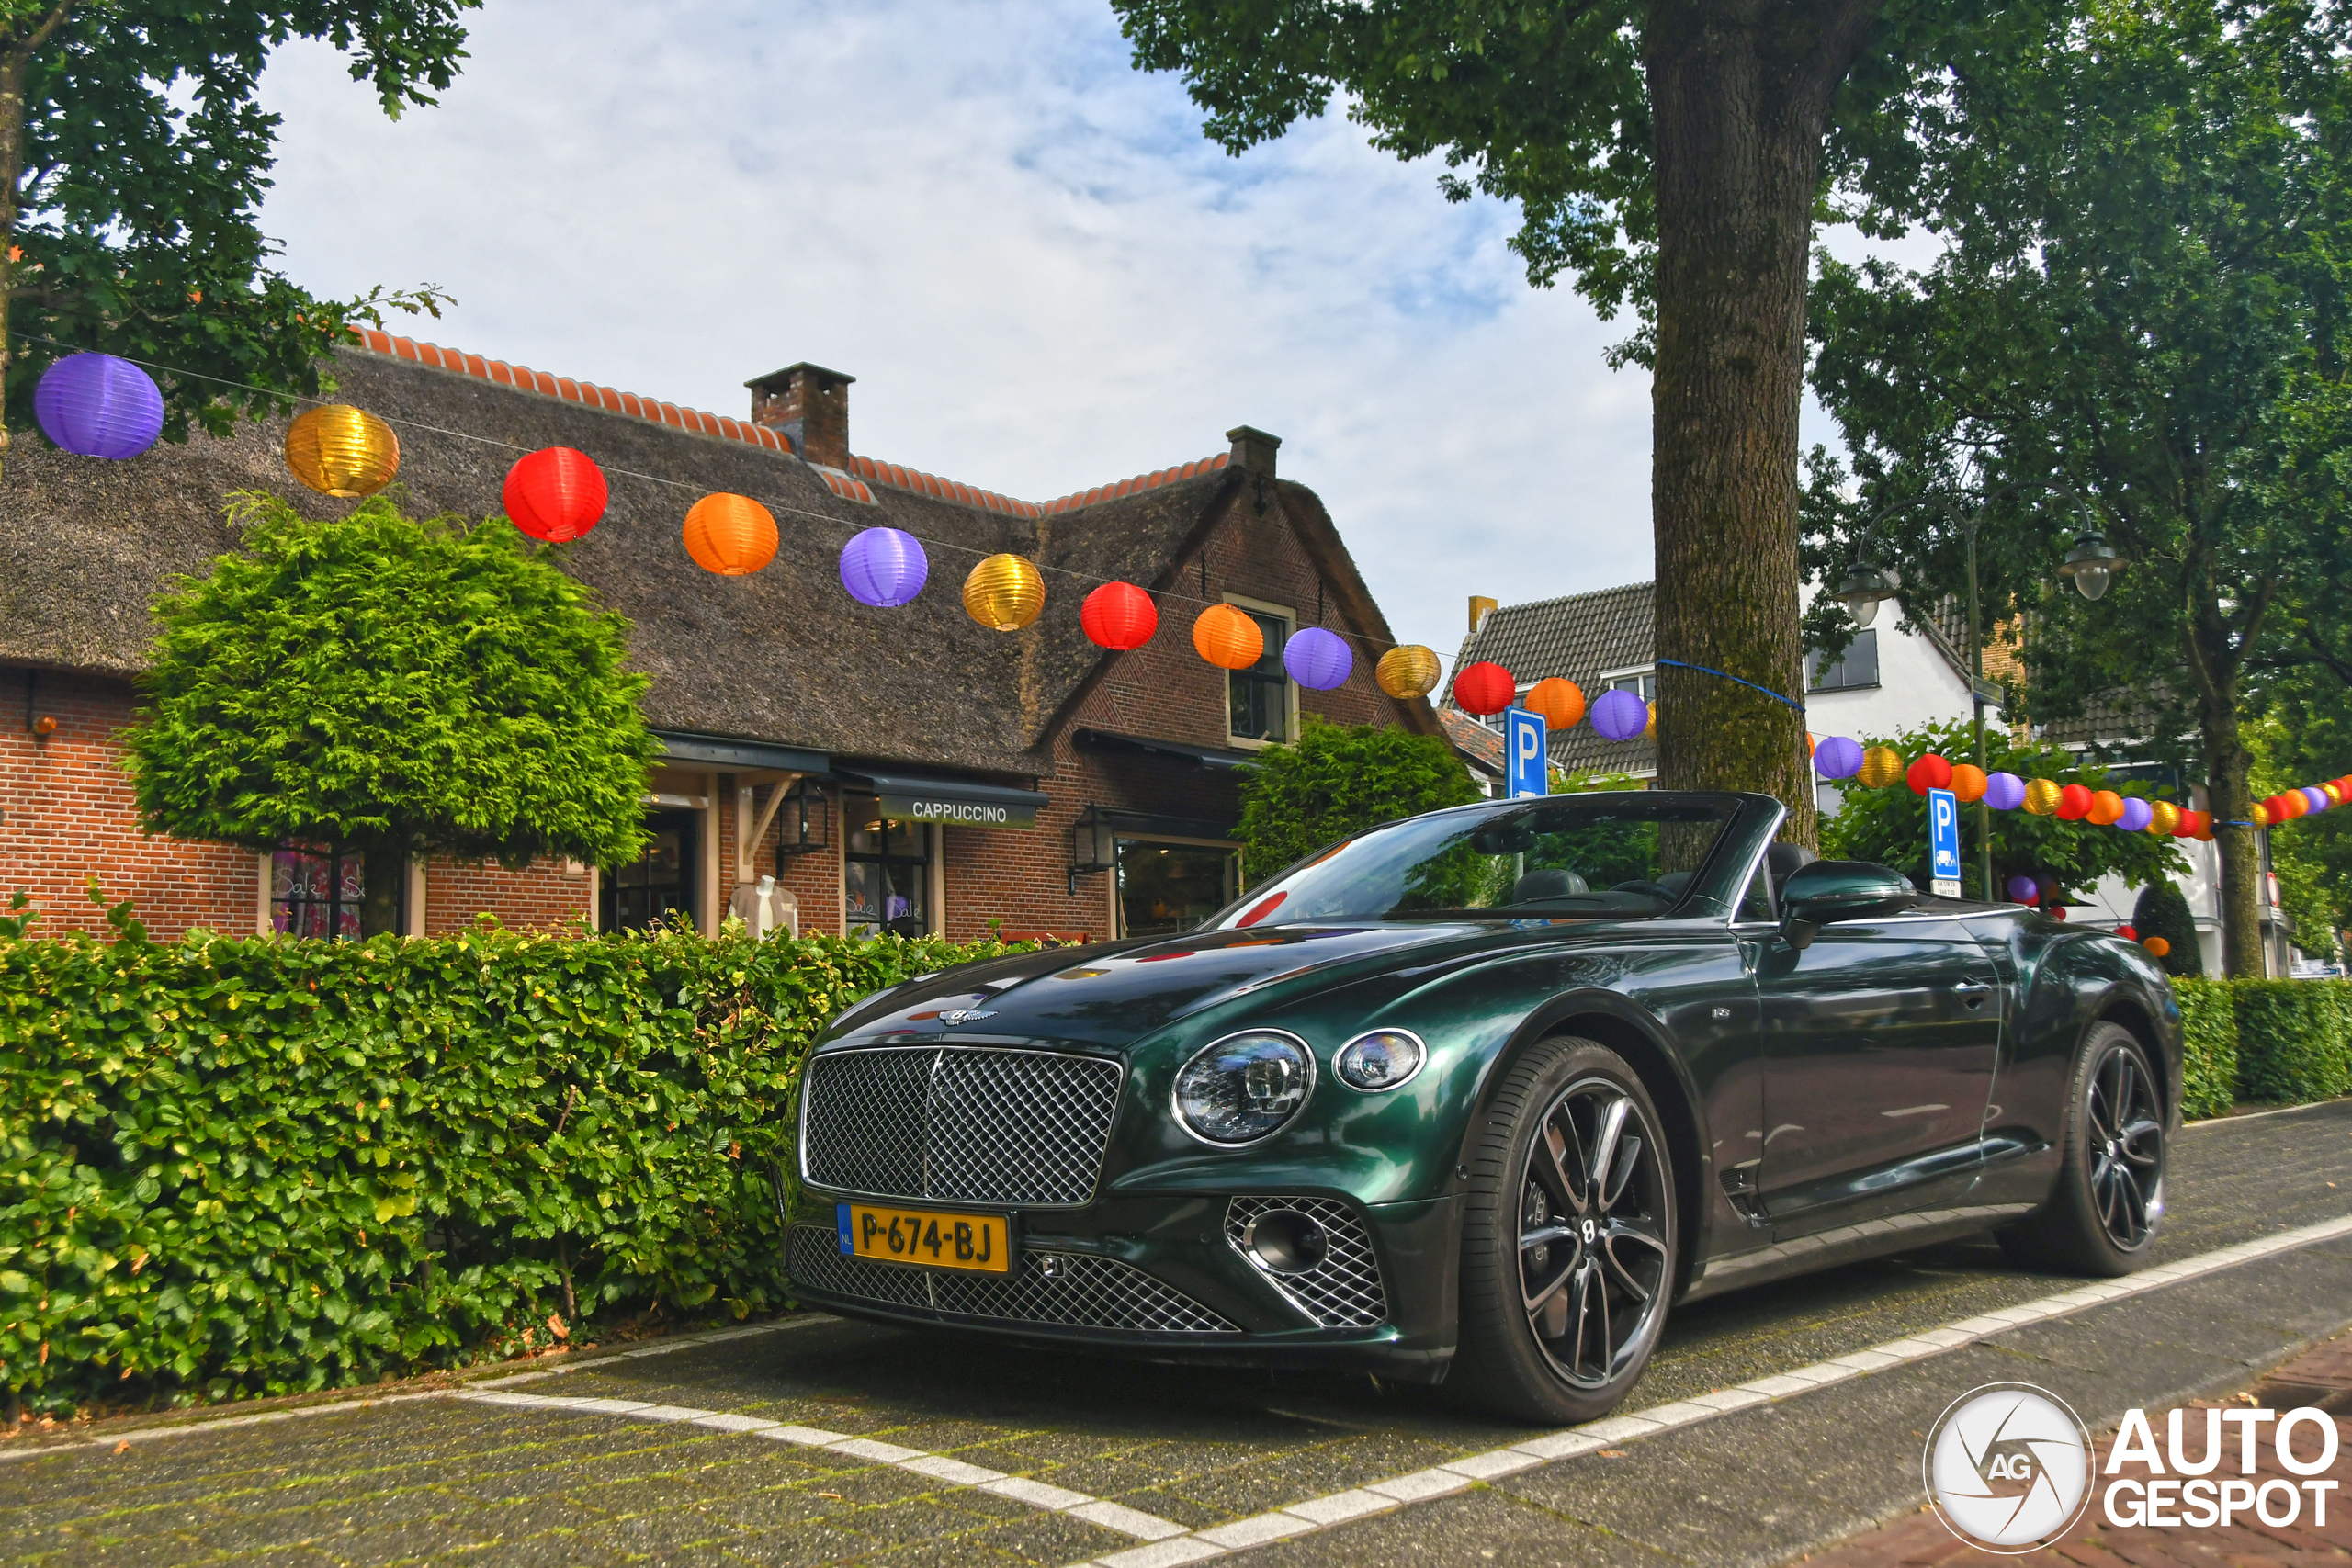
(5, 1100, 2349, 1568)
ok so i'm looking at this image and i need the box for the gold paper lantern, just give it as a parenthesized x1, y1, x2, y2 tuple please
(682, 493, 778, 575)
(2087, 789, 2126, 826)
(963, 553, 1045, 630)
(1375, 645, 1442, 700)
(1857, 745, 1905, 789)
(1522, 677, 1585, 730)
(1193, 603, 1264, 670)
(1642, 703, 1657, 740)
(2023, 778, 2063, 816)
(2252, 802, 2272, 828)
(2146, 800, 2180, 837)
(284, 404, 399, 498)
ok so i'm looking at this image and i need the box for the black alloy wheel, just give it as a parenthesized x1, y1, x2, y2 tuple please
(1999, 1021, 2166, 1275)
(1455, 1039, 1679, 1423)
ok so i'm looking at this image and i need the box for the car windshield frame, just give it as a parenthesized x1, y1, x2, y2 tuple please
(1204, 792, 1759, 931)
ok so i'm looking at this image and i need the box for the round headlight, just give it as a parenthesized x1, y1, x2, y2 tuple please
(1335, 1029, 1426, 1091)
(1174, 1031, 1314, 1145)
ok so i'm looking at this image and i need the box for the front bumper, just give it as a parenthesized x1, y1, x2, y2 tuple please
(785, 1190, 1462, 1380)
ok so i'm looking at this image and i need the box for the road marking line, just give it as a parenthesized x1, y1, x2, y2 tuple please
(444, 1386, 1191, 1540)
(1060, 1208, 2352, 1566)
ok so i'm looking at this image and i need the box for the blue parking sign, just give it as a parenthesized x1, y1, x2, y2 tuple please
(1506, 707, 1548, 799)
(1928, 786, 1962, 897)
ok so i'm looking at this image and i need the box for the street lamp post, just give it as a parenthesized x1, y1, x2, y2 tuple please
(1834, 483, 2120, 901)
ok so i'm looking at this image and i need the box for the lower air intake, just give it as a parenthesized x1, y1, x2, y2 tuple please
(1226, 1196, 1388, 1328)
(786, 1225, 1238, 1335)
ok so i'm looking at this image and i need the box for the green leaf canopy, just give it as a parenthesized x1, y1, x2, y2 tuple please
(125, 493, 656, 898)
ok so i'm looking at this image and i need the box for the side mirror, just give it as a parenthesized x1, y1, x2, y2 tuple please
(1778, 860, 1920, 950)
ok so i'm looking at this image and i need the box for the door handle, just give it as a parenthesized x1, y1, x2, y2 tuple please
(1951, 979, 1992, 1008)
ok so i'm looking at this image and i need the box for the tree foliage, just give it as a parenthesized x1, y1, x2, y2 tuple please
(1802, 0, 2352, 973)
(1236, 716, 1480, 881)
(0, 1, 474, 460)
(124, 493, 656, 935)
(1819, 721, 2187, 904)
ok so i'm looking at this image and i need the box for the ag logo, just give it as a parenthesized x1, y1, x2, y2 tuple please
(1924, 1382, 2094, 1551)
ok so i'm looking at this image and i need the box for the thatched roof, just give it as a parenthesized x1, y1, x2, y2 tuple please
(0, 339, 1430, 780)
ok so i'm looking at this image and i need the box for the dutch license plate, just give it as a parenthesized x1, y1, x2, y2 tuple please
(837, 1202, 1012, 1273)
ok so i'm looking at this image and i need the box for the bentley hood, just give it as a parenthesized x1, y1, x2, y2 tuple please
(822, 923, 1491, 1051)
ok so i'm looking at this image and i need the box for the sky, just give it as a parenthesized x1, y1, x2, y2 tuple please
(253, 0, 1853, 659)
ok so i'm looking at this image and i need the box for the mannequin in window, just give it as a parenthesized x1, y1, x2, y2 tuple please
(729, 874, 799, 940)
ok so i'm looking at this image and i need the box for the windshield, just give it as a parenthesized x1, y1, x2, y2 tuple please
(1210, 795, 1741, 928)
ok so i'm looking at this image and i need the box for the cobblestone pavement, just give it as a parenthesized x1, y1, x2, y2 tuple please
(3, 1100, 2348, 1568)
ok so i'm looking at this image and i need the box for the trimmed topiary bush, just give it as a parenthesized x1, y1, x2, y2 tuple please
(2170, 978, 2240, 1121)
(0, 897, 1020, 1416)
(2132, 880, 2205, 978)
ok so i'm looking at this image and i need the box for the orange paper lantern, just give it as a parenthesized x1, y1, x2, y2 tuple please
(1951, 764, 1987, 803)
(2086, 789, 2126, 826)
(682, 493, 778, 575)
(1193, 603, 1264, 670)
(2144, 936, 2172, 958)
(1522, 677, 1586, 730)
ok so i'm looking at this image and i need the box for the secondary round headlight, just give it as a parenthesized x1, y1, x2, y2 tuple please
(1174, 1031, 1314, 1145)
(1335, 1029, 1426, 1091)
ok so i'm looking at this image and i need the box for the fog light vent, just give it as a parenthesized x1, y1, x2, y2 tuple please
(1225, 1196, 1387, 1328)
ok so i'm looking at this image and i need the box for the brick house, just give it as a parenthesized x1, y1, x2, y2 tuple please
(1, 333, 1439, 942)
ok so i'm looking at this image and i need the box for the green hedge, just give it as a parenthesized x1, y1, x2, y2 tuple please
(2226, 979, 2352, 1105)
(1, 901, 1016, 1415)
(2170, 979, 2240, 1121)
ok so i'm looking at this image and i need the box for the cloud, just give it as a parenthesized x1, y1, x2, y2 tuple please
(255, 0, 1658, 656)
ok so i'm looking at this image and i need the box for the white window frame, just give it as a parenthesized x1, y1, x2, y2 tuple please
(1597, 665, 1657, 703)
(1222, 592, 1298, 750)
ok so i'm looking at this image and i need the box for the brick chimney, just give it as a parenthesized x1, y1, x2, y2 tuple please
(1226, 424, 1280, 477)
(747, 363, 854, 468)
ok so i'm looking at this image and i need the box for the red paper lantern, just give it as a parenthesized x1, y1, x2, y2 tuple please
(1905, 754, 1953, 795)
(2115, 924, 2138, 942)
(2056, 783, 2094, 820)
(503, 446, 608, 542)
(2173, 808, 2199, 838)
(1080, 581, 1157, 650)
(1453, 660, 1515, 717)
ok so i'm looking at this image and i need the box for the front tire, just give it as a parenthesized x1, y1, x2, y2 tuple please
(1998, 1022, 2166, 1275)
(1452, 1039, 1678, 1424)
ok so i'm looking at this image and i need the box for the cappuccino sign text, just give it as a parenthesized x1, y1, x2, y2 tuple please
(879, 792, 1037, 829)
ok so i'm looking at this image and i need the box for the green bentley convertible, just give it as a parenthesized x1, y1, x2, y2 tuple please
(785, 790, 2181, 1422)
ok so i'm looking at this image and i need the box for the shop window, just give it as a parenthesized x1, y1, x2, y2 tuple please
(846, 793, 931, 937)
(603, 808, 699, 932)
(1806, 630, 1880, 692)
(271, 846, 379, 939)
(1228, 608, 1293, 743)
(1116, 840, 1238, 938)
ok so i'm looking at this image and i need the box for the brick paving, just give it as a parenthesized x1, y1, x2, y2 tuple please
(1796, 1331, 2352, 1566)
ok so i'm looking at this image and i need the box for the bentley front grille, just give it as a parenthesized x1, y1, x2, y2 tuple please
(799, 1045, 1122, 1207)
(1226, 1196, 1389, 1329)
(786, 1225, 1238, 1335)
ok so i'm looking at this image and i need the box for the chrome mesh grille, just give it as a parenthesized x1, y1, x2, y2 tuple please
(801, 1046, 1121, 1207)
(786, 1225, 1238, 1335)
(1226, 1197, 1389, 1328)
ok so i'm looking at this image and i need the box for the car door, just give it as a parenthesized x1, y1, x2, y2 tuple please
(1752, 899, 2001, 1237)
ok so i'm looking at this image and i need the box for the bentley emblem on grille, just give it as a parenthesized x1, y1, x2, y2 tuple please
(937, 1009, 994, 1026)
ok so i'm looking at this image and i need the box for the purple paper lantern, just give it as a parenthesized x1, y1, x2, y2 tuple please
(34, 352, 164, 459)
(1984, 771, 2027, 811)
(1815, 735, 1863, 780)
(2117, 797, 2153, 832)
(839, 526, 928, 607)
(1591, 687, 1648, 742)
(1283, 626, 1353, 691)
(2007, 875, 2039, 904)
(2302, 786, 2331, 815)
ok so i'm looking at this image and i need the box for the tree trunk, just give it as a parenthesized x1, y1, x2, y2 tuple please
(1645, 2, 1879, 845)
(2199, 704, 2267, 977)
(0, 6, 73, 473)
(360, 840, 406, 939)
